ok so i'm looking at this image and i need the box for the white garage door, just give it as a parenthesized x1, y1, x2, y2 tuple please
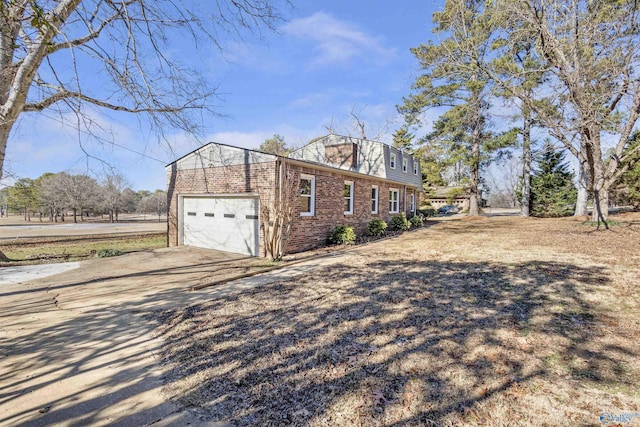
(182, 197, 259, 256)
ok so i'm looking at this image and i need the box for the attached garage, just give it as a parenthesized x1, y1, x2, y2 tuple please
(179, 195, 260, 256)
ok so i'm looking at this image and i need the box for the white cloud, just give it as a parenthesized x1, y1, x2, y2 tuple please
(213, 40, 290, 74)
(281, 12, 396, 66)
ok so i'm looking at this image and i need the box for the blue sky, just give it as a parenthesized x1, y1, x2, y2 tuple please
(3, 1, 442, 191)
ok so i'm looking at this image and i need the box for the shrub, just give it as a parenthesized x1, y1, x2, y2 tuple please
(418, 207, 436, 217)
(367, 219, 387, 237)
(328, 225, 356, 245)
(388, 213, 411, 231)
(410, 215, 424, 228)
(95, 248, 123, 258)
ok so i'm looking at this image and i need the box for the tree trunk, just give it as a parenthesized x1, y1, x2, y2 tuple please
(521, 109, 532, 217)
(0, 122, 12, 182)
(73, 208, 78, 223)
(469, 133, 480, 216)
(591, 187, 610, 224)
(575, 161, 589, 216)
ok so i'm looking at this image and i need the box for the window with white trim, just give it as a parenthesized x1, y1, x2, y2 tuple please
(389, 188, 399, 213)
(390, 152, 396, 169)
(411, 193, 415, 212)
(413, 160, 418, 175)
(371, 185, 379, 214)
(344, 181, 354, 215)
(402, 157, 408, 173)
(300, 174, 315, 216)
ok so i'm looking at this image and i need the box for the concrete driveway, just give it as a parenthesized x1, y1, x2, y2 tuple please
(0, 246, 259, 426)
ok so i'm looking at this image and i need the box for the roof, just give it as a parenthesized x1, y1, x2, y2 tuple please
(426, 186, 470, 199)
(167, 138, 423, 190)
(166, 141, 283, 167)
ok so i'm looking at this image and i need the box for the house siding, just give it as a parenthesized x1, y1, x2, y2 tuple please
(289, 134, 422, 188)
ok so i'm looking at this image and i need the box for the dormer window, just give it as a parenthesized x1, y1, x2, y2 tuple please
(390, 152, 396, 169)
(413, 160, 418, 175)
(402, 158, 408, 173)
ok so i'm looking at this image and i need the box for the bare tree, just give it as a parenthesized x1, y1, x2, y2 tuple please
(140, 189, 167, 222)
(489, 0, 640, 223)
(261, 165, 296, 260)
(101, 173, 127, 222)
(56, 173, 100, 223)
(0, 0, 287, 181)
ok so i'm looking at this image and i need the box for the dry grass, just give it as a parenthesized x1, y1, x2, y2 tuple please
(0, 233, 166, 264)
(157, 213, 640, 426)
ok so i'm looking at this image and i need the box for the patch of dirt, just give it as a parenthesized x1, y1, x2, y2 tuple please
(156, 212, 640, 426)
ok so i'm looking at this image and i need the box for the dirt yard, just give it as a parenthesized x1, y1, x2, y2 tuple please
(157, 213, 640, 426)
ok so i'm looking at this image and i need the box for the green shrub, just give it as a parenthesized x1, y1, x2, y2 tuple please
(388, 213, 411, 231)
(367, 219, 387, 236)
(328, 225, 356, 245)
(418, 207, 436, 217)
(95, 248, 123, 258)
(409, 215, 424, 228)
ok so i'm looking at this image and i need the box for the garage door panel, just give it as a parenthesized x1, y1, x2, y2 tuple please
(182, 197, 258, 256)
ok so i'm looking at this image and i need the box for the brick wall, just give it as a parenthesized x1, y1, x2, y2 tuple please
(167, 159, 420, 257)
(285, 164, 416, 254)
(167, 161, 278, 256)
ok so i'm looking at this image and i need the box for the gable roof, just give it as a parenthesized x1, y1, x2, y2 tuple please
(167, 137, 423, 190)
(288, 134, 422, 189)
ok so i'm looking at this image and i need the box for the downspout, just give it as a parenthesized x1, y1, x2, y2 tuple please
(278, 157, 285, 257)
(403, 186, 407, 215)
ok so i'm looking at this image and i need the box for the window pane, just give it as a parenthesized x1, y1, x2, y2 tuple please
(300, 179, 311, 195)
(345, 198, 351, 212)
(343, 183, 351, 198)
(372, 187, 376, 199)
(301, 196, 311, 213)
(372, 200, 376, 212)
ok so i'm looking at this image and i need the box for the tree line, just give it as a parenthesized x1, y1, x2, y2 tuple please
(395, 0, 640, 223)
(0, 173, 167, 223)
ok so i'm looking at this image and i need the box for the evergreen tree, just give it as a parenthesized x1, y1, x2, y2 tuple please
(530, 142, 577, 217)
(392, 127, 414, 151)
(399, 0, 516, 215)
(260, 134, 291, 156)
(615, 132, 640, 210)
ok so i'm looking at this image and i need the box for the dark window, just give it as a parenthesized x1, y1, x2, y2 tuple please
(204, 213, 215, 217)
(224, 213, 235, 218)
(246, 215, 258, 220)
(187, 212, 196, 216)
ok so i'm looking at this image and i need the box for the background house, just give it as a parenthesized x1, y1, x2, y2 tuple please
(166, 134, 422, 257)
(424, 186, 487, 211)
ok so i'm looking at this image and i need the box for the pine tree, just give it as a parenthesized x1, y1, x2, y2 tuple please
(399, 0, 516, 215)
(530, 142, 577, 217)
(259, 134, 290, 156)
(392, 127, 414, 151)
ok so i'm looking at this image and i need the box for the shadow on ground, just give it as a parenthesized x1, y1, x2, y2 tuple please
(157, 258, 635, 426)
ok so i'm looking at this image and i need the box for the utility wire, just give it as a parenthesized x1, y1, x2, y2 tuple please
(38, 111, 169, 164)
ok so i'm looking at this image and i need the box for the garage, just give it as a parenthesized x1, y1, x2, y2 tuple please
(180, 196, 259, 256)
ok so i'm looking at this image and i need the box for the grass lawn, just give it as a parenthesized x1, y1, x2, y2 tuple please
(157, 213, 640, 426)
(0, 233, 166, 264)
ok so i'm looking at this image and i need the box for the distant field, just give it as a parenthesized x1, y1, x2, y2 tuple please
(0, 233, 166, 265)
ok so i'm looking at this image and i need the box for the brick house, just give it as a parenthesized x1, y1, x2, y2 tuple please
(167, 134, 423, 257)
